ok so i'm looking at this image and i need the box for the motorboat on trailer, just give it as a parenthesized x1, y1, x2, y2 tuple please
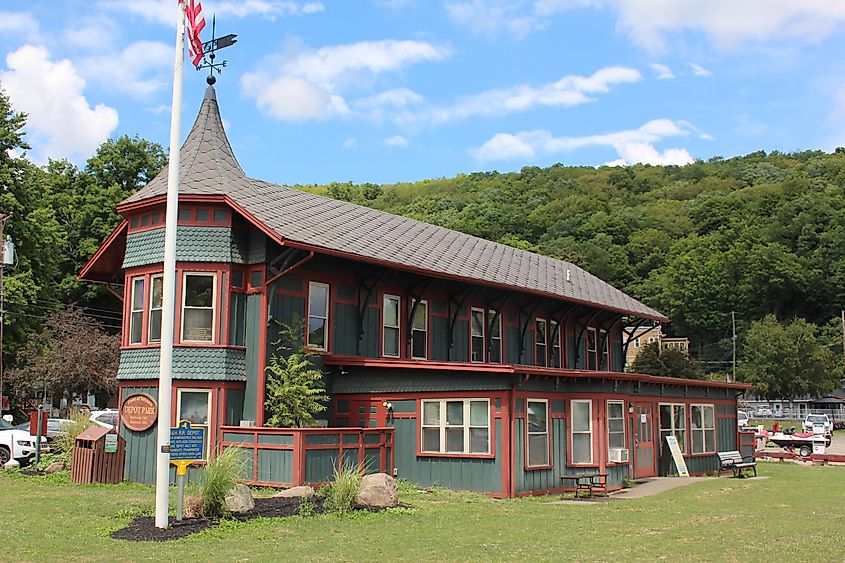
(767, 431, 830, 457)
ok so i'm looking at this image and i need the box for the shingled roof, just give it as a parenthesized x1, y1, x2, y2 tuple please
(121, 87, 667, 321)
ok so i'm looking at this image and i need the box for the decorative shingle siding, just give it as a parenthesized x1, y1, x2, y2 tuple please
(122, 226, 247, 268)
(117, 347, 246, 381)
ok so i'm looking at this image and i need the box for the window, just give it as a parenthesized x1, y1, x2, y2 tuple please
(691, 404, 716, 454)
(181, 273, 216, 343)
(307, 282, 329, 350)
(148, 274, 163, 342)
(229, 292, 246, 346)
(382, 295, 400, 357)
(659, 404, 687, 453)
(599, 328, 609, 370)
(587, 327, 598, 370)
(177, 389, 211, 459)
(421, 399, 490, 455)
(571, 400, 593, 464)
(488, 310, 502, 363)
(607, 400, 626, 455)
(635, 337, 641, 347)
(535, 319, 547, 367)
(411, 300, 428, 359)
(129, 277, 145, 345)
(526, 399, 549, 467)
(470, 308, 485, 362)
(550, 320, 562, 368)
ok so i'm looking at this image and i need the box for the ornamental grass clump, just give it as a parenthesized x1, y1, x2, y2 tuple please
(197, 447, 246, 518)
(51, 410, 96, 462)
(322, 462, 364, 515)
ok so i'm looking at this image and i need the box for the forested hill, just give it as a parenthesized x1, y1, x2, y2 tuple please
(295, 150, 845, 365)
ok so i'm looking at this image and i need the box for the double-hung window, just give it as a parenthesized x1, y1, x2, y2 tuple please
(129, 277, 145, 345)
(181, 273, 216, 343)
(307, 282, 329, 351)
(659, 403, 687, 453)
(421, 399, 490, 455)
(470, 308, 485, 362)
(526, 399, 549, 467)
(177, 389, 211, 459)
(535, 319, 548, 367)
(691, 404, 716, 454)
(587, 327, 598, 370)
(382, 295, 400, 357)
(488, 310, 502, 363)
(599, 328, 609, 370)
(607, 400, 626, 455)
(148, 274, 163, 343)
(550, 320, 562, 368)
(571, 399, 593, 464)
(411, 300, 428, 359)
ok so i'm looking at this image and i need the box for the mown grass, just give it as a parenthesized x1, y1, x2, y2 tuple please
(2, 462, 843, 562)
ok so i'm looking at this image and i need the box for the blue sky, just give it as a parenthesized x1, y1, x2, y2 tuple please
(2, 1, 845, 185)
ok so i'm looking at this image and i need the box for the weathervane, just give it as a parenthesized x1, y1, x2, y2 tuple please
(196, 15, 238, 85)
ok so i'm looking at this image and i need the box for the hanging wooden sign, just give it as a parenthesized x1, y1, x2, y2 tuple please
(121, 393, 158, 432)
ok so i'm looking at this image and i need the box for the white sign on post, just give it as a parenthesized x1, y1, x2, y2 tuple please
(665, 435, 690, 477)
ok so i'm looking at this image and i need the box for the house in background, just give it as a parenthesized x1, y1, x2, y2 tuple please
(624, 325, 690, 368)
(80, 87, 750, 497)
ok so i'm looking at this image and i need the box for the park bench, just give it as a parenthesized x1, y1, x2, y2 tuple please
(717, 450, 757, 478)
(560, 473, 608, 498)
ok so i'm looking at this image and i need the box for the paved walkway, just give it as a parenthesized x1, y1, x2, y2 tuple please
(610, 476, 708, 499)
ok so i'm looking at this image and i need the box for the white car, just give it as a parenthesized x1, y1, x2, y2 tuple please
(0, 417, 49, 466)
(737, 410, 749, 428)
(90, 410, 118, 430)
(803, 413, 832, 436)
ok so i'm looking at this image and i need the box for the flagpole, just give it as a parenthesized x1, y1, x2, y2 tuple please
(155, 0, 187, 530)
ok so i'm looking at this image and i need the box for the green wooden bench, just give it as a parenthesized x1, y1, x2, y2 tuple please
(717, 450, 757, 478)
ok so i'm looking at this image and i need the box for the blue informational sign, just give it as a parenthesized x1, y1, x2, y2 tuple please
(170, 420, 205, 461)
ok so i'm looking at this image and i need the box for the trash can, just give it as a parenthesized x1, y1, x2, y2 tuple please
(71, 426, 125, 484)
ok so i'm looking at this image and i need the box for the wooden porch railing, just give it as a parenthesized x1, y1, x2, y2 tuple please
(219, 426, 394, 487)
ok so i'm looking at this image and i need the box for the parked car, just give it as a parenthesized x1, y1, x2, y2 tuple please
(737, 410, 749, 428)
(0, 417, 49, 466)
(803, 413, 832, 436)
(90, 410, 118, 430)
(14, 418, 74, 442)
(755, 406, 773, 417)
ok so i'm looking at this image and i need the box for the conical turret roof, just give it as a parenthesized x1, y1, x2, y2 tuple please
(121, 86, 250, 204)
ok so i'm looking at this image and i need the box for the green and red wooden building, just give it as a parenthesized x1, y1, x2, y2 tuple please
(81, 87, 750, 496)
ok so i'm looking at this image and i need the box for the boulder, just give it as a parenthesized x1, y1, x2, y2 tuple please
(45, 461, 65, 474)
(3, 459, 20, 469)
(355, 473, 398, 509)
(225, 483, 255, 514)
(273, 485, 315, 498)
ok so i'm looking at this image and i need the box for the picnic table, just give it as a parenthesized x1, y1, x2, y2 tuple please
(560, 473, 608, 498)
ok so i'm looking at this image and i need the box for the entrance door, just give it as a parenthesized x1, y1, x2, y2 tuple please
(632, 402, 656, 479)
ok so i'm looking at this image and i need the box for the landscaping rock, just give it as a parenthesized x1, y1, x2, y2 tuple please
(3, 459, 20, 469)
(273, 485, 315, 498)
(225, 484, 255, 514)
(355, 473, 398, 509)
(45, 461, 65, 474)
(183, 495, 202, 519)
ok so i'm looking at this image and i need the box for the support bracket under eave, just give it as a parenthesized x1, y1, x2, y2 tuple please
(356, 269, 390, 353)
(447, 286, 477, 360)
(517, 299, 546, 363)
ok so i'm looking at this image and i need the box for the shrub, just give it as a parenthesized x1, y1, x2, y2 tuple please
(264, 352, 329, 427)
(197, 447, 246, 518)
(322, 462, 364, 515)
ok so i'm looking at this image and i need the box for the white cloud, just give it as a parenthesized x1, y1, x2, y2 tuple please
(241, 39, 449, 120)
(0, 45, 118, 162)
(100, 0, 323, 25)
(78, 40, 172, 99)
(473, 118, 695, 166)
(446, 0, 539, 39)
(357, 88, 424, 109)
(343, 137, 357, 148)
(649, 63, 675, 80)
(64, 16, 119, 50)
(0, 11, 39, 40)
(400, 66, 640, 125)
(687, 62, 712, 77)
(385, 135, 409, 147)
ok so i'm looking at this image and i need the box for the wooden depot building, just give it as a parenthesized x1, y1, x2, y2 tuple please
(81, 87, 751, 496)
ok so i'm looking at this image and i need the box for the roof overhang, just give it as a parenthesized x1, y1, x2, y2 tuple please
(79, 220, 128, 282)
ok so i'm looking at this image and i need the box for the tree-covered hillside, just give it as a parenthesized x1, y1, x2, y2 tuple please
(299, 150, 845, 369)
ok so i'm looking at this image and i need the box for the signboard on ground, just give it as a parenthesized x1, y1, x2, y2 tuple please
(170, 420, 205, 462)
(104, 433, 118, 453)
(665, 435, 690, 477)
(121, 393, 158, 432)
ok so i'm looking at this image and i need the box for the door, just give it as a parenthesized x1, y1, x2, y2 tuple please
(632, 402, 656, 479)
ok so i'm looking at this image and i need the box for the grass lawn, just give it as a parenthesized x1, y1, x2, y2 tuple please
(2, 462, 843, 562)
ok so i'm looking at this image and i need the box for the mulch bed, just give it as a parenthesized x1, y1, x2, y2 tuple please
(111, 496, 326, 542)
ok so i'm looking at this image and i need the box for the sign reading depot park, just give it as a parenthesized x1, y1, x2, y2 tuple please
(120, 393, 158, 432)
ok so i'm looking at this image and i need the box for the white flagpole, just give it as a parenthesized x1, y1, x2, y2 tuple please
(155, 0, 187, 530)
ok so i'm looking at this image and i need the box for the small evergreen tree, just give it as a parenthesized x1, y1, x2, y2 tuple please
(630, 341, 704, 379)
(264, 352, 329, 427)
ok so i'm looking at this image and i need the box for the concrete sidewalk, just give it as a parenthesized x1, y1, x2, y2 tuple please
(610, 477, 708, 499)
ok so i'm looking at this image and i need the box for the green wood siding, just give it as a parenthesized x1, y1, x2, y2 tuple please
(332, 370, 512, 394)
(431, 316, 450, 361)
(452, 319, 469, 362)
(226, 389, 245, 425)
(242, 293, 262, 422)
(120, 385, 158, 484)
(333, 303, 358, 356)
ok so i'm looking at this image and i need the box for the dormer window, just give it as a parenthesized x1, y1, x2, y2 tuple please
(181, 272, 216, 343)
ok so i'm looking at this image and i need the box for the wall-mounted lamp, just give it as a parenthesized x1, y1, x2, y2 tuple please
(628, 401, 634, 414)
(382, 401, 394, 422)
(339, 367, 349, 376)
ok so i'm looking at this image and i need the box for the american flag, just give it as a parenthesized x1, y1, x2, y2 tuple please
(181, 0, 205, 68)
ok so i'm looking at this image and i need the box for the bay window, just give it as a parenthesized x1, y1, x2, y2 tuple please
(148, 274, 163, 342)
(571, 399, 593, 464)
(421, 399, 490, 455)
(129, 277, 144, 345)
(383, 295, 400, 357)
(181, 273, 216, 343)
(660, 403, 687, 453)
(526, 399, 549, 467)
(691, 404, 716, 454)
(307, 282, 329, 350)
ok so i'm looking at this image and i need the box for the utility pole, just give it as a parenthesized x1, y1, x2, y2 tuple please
(731, 311, 737, 384)
(0, 213, 8, 415)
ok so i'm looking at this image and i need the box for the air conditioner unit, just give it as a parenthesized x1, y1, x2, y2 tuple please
(609, 448, 629, 463)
